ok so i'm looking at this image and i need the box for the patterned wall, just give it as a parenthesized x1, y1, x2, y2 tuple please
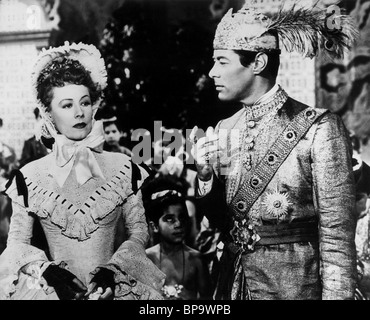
(316, 0, 370, 161)
(0, 0, 51, 159)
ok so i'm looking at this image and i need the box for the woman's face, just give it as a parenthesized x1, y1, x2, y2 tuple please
(49, 84, 94, 141)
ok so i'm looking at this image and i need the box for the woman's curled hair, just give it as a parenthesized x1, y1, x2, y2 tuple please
(36, 57, 102, 111)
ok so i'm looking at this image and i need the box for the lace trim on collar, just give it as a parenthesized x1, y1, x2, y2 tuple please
(9, 164, 133, 241)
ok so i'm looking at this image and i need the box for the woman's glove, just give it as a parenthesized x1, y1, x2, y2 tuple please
(42, 264, 87, 300)
(86, 268, 115, 300)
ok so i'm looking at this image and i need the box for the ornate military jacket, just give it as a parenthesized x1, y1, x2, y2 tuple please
(197, 88, 357, 300)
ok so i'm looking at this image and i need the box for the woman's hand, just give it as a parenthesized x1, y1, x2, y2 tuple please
(86, 268, 115, 300)
(42, 264, 87, 300)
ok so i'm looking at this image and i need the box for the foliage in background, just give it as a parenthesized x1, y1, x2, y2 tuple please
(97, 0, 237, 142)
(47, 0, 125, 47)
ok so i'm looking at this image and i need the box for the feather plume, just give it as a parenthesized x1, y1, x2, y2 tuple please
(267, 2, 359, 60)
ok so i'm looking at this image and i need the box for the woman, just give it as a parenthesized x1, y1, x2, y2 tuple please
(0, 42, 165, 300)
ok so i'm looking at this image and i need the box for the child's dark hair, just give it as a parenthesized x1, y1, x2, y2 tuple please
(142, 173, 189, 224)
(103, 119, 123, 132)
(36, 57, 101, 111)
(146, 192, 188, 224)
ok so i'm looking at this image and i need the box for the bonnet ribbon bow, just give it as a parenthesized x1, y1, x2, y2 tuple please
(52, 120, 106, 187)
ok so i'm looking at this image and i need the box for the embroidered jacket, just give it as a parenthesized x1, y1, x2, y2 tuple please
(197, 91, 357, 300)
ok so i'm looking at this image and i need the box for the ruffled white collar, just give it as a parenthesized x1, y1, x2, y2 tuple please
(52, 120, 105, 187)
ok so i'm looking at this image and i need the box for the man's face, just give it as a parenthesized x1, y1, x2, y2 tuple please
(209, 49, 254, 102)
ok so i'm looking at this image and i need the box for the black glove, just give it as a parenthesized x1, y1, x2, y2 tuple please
(43, 264, 86, 300)
(90, 268, 115, 297)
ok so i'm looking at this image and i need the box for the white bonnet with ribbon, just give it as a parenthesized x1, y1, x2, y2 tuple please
(30, 42, 109, 187)
(31, 41, 108, 141)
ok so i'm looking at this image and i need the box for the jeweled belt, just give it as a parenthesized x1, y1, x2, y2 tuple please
(227, 219, 318, 254)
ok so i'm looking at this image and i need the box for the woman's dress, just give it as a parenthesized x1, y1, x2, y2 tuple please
(0, 151, 165, 300)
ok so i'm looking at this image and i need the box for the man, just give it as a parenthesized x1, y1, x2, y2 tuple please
(190, 2, 359, 300)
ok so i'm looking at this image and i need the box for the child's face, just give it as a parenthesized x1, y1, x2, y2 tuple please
(104, 123, 122, 146)
(157, 203, 188, 244)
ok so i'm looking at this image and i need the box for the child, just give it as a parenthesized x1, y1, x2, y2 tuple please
(144, 176, 212, 300)
(102, 117, 132, 157)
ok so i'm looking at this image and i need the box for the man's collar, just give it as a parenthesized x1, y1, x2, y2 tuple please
(253, 83, 279, 106)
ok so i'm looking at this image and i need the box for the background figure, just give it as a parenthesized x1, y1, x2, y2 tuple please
(355, 196, 370, 300)
(191, 3, 358, 300)
(150, 130, 222, 274)
(158, 160, 199, 249)
(102, 116, 132, 157)
(143, 175, 212, 300)
(102, 115, 132, 250)
(18, 108, 50, 256)
(142, 173, 191, 249)
(146, 126, 201, 249)
(0, 118, 17, 179)
(19, 108, 49, 168)
(351, 131, 370, 211)
(0, 118, 17, 254)
(157, 157, 200, 249)
(351, 132, 370, 299)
